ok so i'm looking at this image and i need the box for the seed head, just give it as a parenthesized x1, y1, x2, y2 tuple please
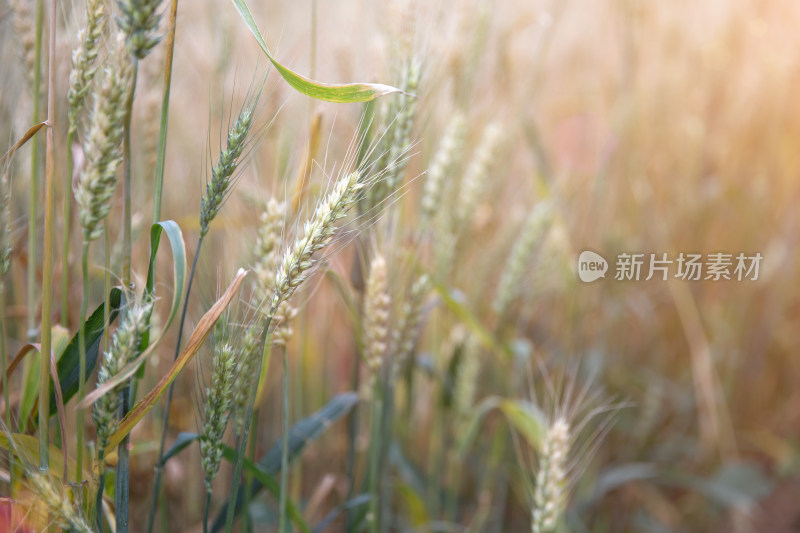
(200, 341, 237, 492)
(531, 418, 570, 533)
(199, 107, 255, 237)
(29, 473, 93, 533)
(75, 41, 132, 242)
(422, 112, 466, 221)
(454, 121, 503, 229)
(363, 254, 391, 374)
(116, 0, 163, 59)
(271, 171, 365, 312)
(493, 201, 552, 317)
(68, 0, 107, 132)
(92, 295, 153, 449)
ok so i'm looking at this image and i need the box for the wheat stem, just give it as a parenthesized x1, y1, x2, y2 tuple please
(151, 0, 179, 224)
(38, 0, 57, 473)
(61, 131, 73, 327)
(26, 0, 43, 343)
(0, 288, 11, 495)
(277, 343, 290, 533)
(76, 240, 89, 482)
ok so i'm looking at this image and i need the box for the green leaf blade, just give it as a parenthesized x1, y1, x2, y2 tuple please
(230, 0, 402, 103)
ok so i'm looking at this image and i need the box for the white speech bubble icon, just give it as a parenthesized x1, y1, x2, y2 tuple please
(577, 250, 608, 282)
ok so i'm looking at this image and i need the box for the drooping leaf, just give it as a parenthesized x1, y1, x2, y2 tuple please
(212, 392, 359, 532)
(456, 397, 547, 456)
(0, 121, 47, 165)
(230, 0, 402, 103)
(430, 280, 510, 359)
(137, 220, 188, 380)
(0, 432, 91, 484)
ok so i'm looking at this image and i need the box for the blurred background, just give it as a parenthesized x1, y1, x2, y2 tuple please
(2, 0, 800, 531)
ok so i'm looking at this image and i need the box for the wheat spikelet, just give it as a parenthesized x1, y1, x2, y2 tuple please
(493, 201, 553, 317)
(363, 254, 391, 374)
(253, 198, 297, 346)
(454, 335, 480, 418)
(230, 321, 261, 433)
(92, 295, 153, 449)
(531, 417, 569, 533)
(8, 0, 37, 89)
(68, 0, 108, 133)
(422, 113, 466, 221)
(199, 340, 237, 492)
(392, 273, 428, 374)
(29, 473, 93, 533)
(0, 167, 11, 277)
(199, 106, 255, 237)
(74, 39, 132, 242)
(116, 0, 164, 59)
(454, 121, 502, 229)
(271, 170, 366, 312)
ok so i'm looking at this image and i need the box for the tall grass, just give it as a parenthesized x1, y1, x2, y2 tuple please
(0, 0, 797, 532)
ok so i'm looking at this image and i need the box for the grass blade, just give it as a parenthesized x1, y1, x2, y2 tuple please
(212, 392, 359, 532)
(0, 121, 47, 165)
(156, 432, 312, 533)
(230, 0, 401, 103)
(46, 287, 123, 415)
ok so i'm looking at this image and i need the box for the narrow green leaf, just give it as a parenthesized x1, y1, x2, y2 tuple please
(430, 280, 510, 358)
(157, 431, 311, 533)
(220, 446, 311, 533)
(136, 220, 187, 381)
(161, 432, 199, 464)
(230, 0, 402, 103)
(498, 399, 547, 452)
(145, 221, 186, 328)
(212, 393, 359, 531)
(313, 494, 371, 533)
(456, 397, 547, 455)
(47, 287, 123, 415)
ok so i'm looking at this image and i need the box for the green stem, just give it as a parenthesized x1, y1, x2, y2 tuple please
(61, 130, 73, 327)
(116, 53, 138, 533)
(147, 235, 203, 533)
(243, 407, 260, 532)
(27, 0, 43, 343)
(38, 0, 57, 473)
(116, 389, 131, 533)
(104, 226, 111, 353)
(151, 0, 179, 224)
(224, 314, 273, 533)
(96, 449, 106, 532)
(203, 491, 212, 533)
(277, 344, 290, 533)
(121, 59, 138, 288)
(76, 240, 89, 482)
(367, 379, 382, 533)
(1, 286, 12, 495)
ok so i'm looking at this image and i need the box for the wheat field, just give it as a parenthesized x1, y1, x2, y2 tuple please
(0, 0, 799, 531)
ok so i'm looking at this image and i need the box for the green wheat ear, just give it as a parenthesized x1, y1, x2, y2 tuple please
(116, 0, 164, 59)
(74, 38, 132, 242)
(200, 340, 238, 492)
(199, 105, 256, 237)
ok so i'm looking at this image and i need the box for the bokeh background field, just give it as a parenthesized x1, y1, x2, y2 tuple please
(1, 0, 800, 531)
